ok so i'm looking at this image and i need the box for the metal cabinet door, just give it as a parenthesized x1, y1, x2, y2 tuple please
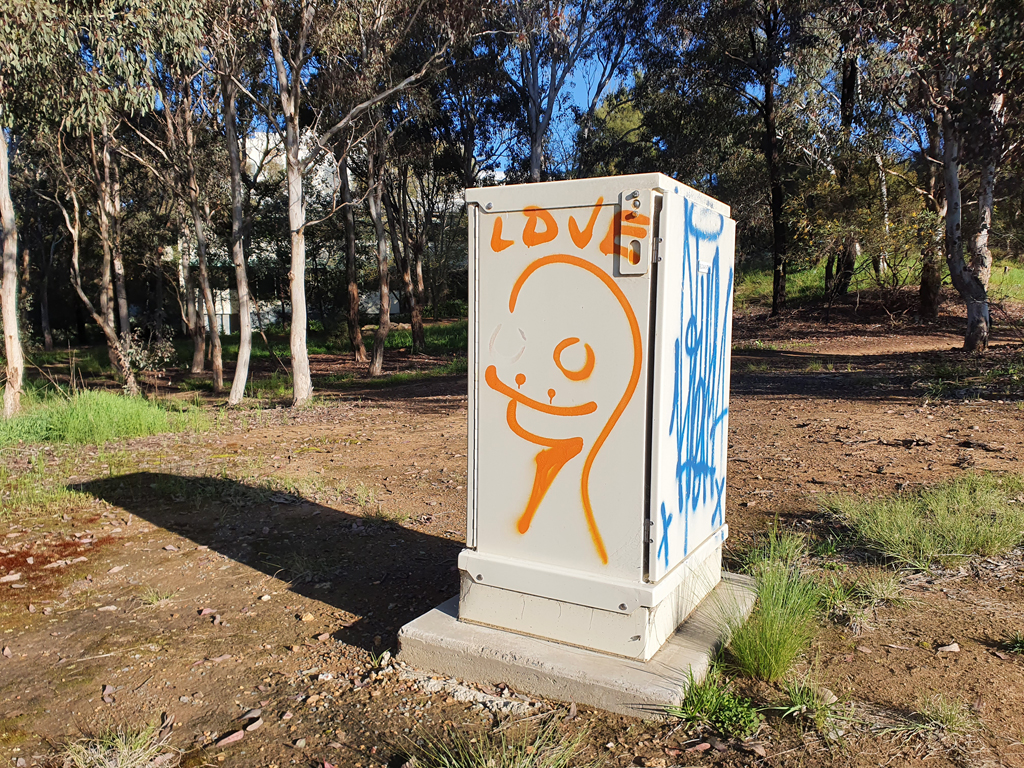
(469, 180, 657, 583)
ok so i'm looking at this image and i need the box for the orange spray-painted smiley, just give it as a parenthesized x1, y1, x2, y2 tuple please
(485, 254, 643, 565)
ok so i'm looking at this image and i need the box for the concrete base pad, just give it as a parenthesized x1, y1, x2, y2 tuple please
(397, 573, 756, 719)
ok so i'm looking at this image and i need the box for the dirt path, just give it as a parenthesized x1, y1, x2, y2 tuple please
(2, 323, 1023, 768)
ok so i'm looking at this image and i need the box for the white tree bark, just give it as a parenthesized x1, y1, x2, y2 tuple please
(942, 110, 989, 352)
(0, 123, 24, 418)
(268, 9, 313, 407)
(223, 74, 254, 406)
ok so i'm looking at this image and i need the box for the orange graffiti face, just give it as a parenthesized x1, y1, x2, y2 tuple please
(485, 254, 644, 565)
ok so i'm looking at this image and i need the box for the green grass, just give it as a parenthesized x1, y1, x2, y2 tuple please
(989, 259, 1024, 303)
(743, 526, 806, 572)
(666, 664, 763, 739)
(245, 371, 293, 400)
(0, 390, 208, 449)
(853, 571, 908, 608)
(405, 720, 594, 768)
(362, 357, 468, 388)
(735, 262, 830, 311)
(821, 474, 1024, 570)
(728, 528, 820, 682)
(0, 456, 91, 517)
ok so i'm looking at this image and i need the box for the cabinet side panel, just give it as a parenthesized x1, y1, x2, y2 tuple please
(649, 193, 735, 581)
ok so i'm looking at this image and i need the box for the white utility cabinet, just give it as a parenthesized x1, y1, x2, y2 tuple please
(459, 173, 735, 660)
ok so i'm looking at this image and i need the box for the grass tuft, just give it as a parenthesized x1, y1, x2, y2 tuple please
(728, 528, 820, 682)
(821, 473, 1024, 570)
(56, 723, 177, 768)
(666, 665, 763, 739)
(1001, 630, 1024, 654)
(406, 719, 594, 768)
(776, 674, 842, 731)
(139, 587, 175, 606)
(914, 695, 979, 735)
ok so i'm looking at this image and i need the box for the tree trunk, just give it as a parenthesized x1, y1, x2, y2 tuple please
(340, 157, 367, 362)
(180, 240, 206, 373)
(383, 184, 424, 352)
(919, 108, 944, 321)
(59, 189, 139, 395)
(874, 154, 889, 280)
(92, 128, 119, 369)
(942, 112, 988, 352)
(107, 143, 130, 346)
(40, 255, 52, 352)
(836, 235, 858, 295)
(283, 122, 312, 405)
(367, 156, 390, 377)
(268, 12, 313, 407)
(223, 75, 254, 406)
(0, 124, 24, 418)
(189, 200, 224, 391)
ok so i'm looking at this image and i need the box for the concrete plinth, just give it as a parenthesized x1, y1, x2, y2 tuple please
(397, 572, 755, 719)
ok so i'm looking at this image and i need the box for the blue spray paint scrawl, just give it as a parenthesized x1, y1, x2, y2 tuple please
(662, 199, 734, 568)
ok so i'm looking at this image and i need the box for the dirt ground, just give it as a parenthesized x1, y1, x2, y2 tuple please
(2, 306, 1024, 768)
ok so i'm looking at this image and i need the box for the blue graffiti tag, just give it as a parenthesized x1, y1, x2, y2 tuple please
(658, 502, 673, 569)
(663, 198, 733, 563)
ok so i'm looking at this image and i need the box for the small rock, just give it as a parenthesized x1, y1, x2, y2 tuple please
(316, 633, 330, 642)
(686, 743, 711, 753)
(163, 545, 178, 551)
(215, 730, 244, 746)
(937, 642, 960, 653)
(240, 708, 262, 720)
(0, 573, 21, 583)
(816, 686, 839, 705)
(856, 646, 873, 654)
(245, 718, 263, 732)
(107, 565, 125, 574)
(707, 736, 729, 752)
(293, 738, 306, 748)
(300, 613, 315, 622)
(199, 607, 216, 616)
(740, 741, 767, 758)
(102, 684, 115, 696)
(98, 605, 117, 612)
(260, 595, 271, 601)
(282, 711, 293, 721)
(2, 646, 11, 658)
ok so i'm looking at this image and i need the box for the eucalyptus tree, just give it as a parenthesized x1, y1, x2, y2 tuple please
(1, 0, 205, 407)
(500, 0, 646, 182)
(210, 0, 266, 404)
(259, 0, 466, 401)
(668, 0, 823, 316)
(887, 0, 1024, 350)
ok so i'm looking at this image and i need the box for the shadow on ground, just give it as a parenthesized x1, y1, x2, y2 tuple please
(74, 473, 462, 653)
